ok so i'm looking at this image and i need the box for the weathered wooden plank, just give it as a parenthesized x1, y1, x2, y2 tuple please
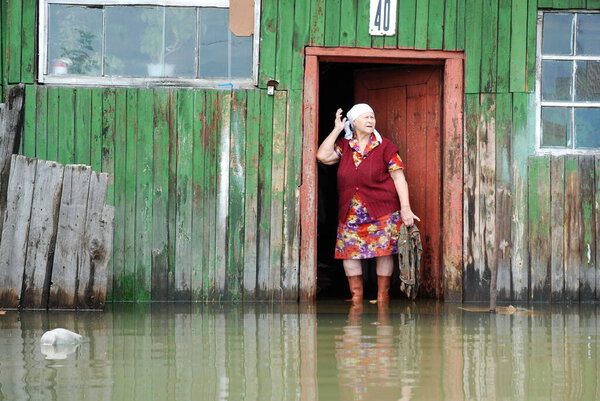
(525, 0, 537, 91)
(22, 84, 36, 157)
(414, 0, 429, 49)
(49, 164, 92, 309)
(101, 88, 116, 205)
(74, 88, 92, 165)
(21, 160, 64, 309)
(310, 0, 326, 46)
(384, 0, 401, 48)
(579, 156, 595, 301)
(167, 91, 177, 301)
(355, 0, 371, 47)
(214, 91, 231, 300)
(324, 0, 341, 47)
(427, 0, 444, 49)
(456, 0, 465, 49)
(509, 0, 527, 92)
(443, 0, 458, 50)
(227, 90, 247, 300)
(77, 171, 111, 309)
(257, 90, 274, 299)
(339, 0, 358, 47)
(563, 156, 581, 301)
(6, 0, 22, 83)
(243, 90, 260, 298)
(596, 156, 600, 301)
(550, 156, 565, 301)
(511, 93, 532, 301)
(290, 0, 312, 90)
(111, 88, 126, 300)
(35, 86, 48, 160)
(494, 92, 512, 301)
(480, 0, 498, 93)
(48, 89, 61, 166)
(0, 155, 36, 308)
(528, 156, 551, 302)
(191, 90, 206, 300)
(135, 89, 154, 302)
(496, 0, 511, 93)
(20, 0, 35, 83)
(58, 88, 75, 165)
(282, 90, 302, 299)
(398, 0, 417, 48)
(90, 89, 103, 173)
(269, 90, 287, 300)
(151, 89, 170, 301)
(123, 88, 137, 300)
(275, 0, 294, 88)
(174, 89, 194, 301)
(258, 0, 278, 86)
(464, 0, 482, 93)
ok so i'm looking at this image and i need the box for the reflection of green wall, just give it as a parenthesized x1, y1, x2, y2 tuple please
(2, 0, 600, 301)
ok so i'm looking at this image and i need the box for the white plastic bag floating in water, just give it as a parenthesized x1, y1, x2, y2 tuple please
(40, 328, 84, 345)
(41, 343, 80, 360)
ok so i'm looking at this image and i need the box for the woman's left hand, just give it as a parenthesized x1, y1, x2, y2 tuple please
(401, 209, 420, 227)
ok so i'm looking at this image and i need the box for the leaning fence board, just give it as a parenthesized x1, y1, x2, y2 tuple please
(49, 164, 92, 309)
(0, 155, 36, 308)
(21, 160, 64, 309)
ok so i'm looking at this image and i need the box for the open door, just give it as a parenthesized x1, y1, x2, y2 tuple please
(354, 66, 442, 297)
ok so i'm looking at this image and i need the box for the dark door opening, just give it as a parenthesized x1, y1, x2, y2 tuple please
(316, 62, 443, 300)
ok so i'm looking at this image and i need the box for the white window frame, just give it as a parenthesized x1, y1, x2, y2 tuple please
(536, 10, 600, 155)
(38, 0, 260, 88)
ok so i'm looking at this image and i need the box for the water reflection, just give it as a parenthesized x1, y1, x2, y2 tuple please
(0, 302, 599, 400)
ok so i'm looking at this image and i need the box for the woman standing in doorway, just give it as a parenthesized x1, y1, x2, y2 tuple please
(316, 104, 420, 303)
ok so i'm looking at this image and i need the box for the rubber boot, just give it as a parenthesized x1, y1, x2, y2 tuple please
(346, 275, 363, 303)
(377, 275, 391, 303)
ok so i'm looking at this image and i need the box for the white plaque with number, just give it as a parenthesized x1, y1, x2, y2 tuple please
(369, 0, 397, 36)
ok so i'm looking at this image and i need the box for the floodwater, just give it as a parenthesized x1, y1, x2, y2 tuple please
(0, 301, 599, 401)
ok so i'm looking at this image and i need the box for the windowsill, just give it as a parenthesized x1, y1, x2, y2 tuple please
(535, 148, 600, 156)
(39, 75, 257, 89)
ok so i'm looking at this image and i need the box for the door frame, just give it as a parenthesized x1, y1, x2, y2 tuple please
(299, 47, 465, 302)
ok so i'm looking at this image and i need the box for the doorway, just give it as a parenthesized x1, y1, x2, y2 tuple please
(300, 48, 464, 302)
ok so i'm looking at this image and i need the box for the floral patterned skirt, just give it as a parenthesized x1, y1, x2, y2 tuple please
(334, 192, 402, 260)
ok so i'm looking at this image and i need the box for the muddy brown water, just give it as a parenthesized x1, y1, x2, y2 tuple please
(1, 301, 599, 400)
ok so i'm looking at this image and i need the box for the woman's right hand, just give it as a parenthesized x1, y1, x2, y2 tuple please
(334, 108, 347, 133)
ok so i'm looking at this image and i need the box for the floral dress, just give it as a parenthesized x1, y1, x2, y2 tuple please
(334, 134, 405, 260)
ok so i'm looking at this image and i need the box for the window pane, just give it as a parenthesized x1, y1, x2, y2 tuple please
(47, 5, 102, 76)
(541, 107, 570, 147)
(105, 7, 156, 77)
(542, 60, 573, 101)
(575, 61, 600, 102)
(575, 108, 600, 148)
(542, 13, 573, 55)
(199, 8, 228, 78)
(576, 14, 600, 56)
(164, 8, 197, 77)
(231, 34, 253, 78)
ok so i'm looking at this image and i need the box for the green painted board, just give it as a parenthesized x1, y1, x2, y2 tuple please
(525, 0, 537, 92)
(123, 88, 138, 300)
(151, 89, 170, 301)
(496, 0, 511, 93)
(588, 0, 600, 8)
(310, 0, 326, 45)
(259, 0, 278, 86)
(74, 88, 92, 166)
(1, 0, 5, 93)
(443, 0, 457, 50)
(509, 0, 527, 92)
(456, 0, 465, 49)
(175, 89, 194, 301)
(355, 0, 371, 47)
(290, 0, 312, 90)
(339, 0, 358, 47)
(58, 88, 75, 165)
(167, 91, 177, 300)
(90, 89, 103, 173)
(6, 0, 22, 83)
(595, 156, 600, 301)
(550, 156, 565, 301)
(275, 0, 294, 89)
(102, 88, 116, 205)
(112, 88, 127, 300)
(528, 156, 551, 302)
(563, 156, 580, 301)
(34, 87, 48, 160)
(480, 0, 498, 93)
(22, 84, 36, 158)
(398, 0, 416, 48)
(243, 90, 260, 298)
(257, 90, 274, 299)
(46, 87, 59, 162)
(227, 90, 247, 301)
(384, 0, 401, 48)
(427, 0, 444, 49)
(464, 0, 482, 93)
(579, 156, 595, 300)
(324, 0, 342, 47)
(191, 90, 206, 300)
(20, 0, 35, 83)
(414, 0, 429, 49)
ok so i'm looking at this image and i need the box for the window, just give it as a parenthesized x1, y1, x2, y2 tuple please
(39, 0, 258, 87)
(537, 11, 600, 152)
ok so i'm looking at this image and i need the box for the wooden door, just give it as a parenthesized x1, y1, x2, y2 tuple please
(354, 66, 442, 297)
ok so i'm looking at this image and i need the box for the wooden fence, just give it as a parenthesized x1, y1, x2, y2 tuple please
(0, 155, 113, 310)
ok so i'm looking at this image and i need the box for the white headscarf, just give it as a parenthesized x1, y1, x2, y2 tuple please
(343, 103, 382, 141)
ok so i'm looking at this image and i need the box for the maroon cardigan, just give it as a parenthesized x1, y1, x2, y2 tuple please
(336, 137, 401, 222)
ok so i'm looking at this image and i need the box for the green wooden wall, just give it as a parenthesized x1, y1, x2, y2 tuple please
(1, 0, 600, 301)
